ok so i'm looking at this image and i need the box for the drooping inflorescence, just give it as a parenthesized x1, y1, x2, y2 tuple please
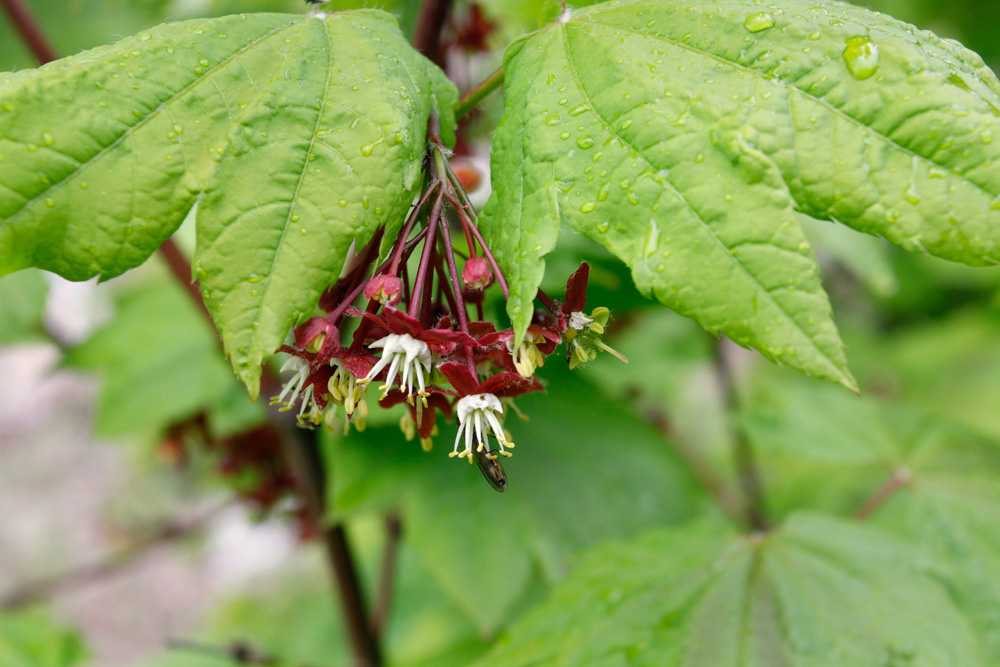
(270, 118, 625, 490)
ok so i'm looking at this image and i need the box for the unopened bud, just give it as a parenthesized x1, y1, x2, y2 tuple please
(364, 274, 403, 306)
(450, 159, 482, 191)
(462, 256, 493, 290)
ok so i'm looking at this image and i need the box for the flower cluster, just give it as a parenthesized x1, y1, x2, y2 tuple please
(270, 133, 625, 489)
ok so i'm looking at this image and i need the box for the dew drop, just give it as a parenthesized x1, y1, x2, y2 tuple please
(361, 136, 384, 156)
(596, 221, 610, 233)
(42, 132, 54, 146)
(843, 36, 879, 80)
(580, 201, 596, 213)
(576, 135, 594, 149)
(44, 198, 55, 207)
(744, 12, 775, 33)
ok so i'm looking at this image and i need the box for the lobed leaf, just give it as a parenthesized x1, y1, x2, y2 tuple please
(0, 13, 307, 282)
(482, 513, 986, 665)
(0, 10, 456, 397)
(192, 10, 456, 396)
(481, 0, 1000, 390)
(740, 357, 1000, 660)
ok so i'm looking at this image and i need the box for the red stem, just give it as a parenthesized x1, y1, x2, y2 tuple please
(328, 228, 428, 325)
(436, 211, 478, 376)
(433, 254, 461, 318)
(536, 288, 556, 313)
(390, 181, 441, 274)
(1, 0, 58, 64)
(446, 193, 508, 299)
(407, 194, 444, 319)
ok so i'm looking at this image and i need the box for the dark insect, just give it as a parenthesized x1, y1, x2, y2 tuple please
(473, 444, 508, 493)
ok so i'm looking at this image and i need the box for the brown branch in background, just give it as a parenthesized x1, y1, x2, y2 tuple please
(0, 0, 57, 64)
(369, 514, 402, 638)
(281, 430, 382, 667)
(1, 504, 227, 610)
(159, 238, 215, 327)
(412, 0, 453, 67)
(168, 638, 326, 667)
(855, 467, 912, 521)
(641, 401, 749, 527)
(713, 337, 770, 532)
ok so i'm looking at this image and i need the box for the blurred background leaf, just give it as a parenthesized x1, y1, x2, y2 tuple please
(0, 608, 89, 667)
(0, 269, 48, 344)
(63, 279, 265, 443)
(325, 362, 710, 636)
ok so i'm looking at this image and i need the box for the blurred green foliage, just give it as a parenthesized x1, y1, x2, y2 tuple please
(0, 608, 89, 667)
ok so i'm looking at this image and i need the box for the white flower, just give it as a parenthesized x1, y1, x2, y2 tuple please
(363, 333, 432, 404)
(270, 357, 310, 411)
(449, 393, 514, 462)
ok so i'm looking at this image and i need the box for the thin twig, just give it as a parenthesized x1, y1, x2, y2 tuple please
(855, 467, 912, 521)
(281, 430, 381, 667)
(1, 0, 58, 64)
(369, 514, 402, 638)
(641, 403, 748, 527)
(1, 504, 227, 610)
(713, 337, 770, 531)
(168, 638, 326, 667)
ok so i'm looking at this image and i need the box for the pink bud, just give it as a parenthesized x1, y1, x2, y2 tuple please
(364, 274, 403, 306)
(462, 257, 493, 290)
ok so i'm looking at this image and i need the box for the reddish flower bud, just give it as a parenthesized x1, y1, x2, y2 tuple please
(462, 256, 493, 290)
(450, 159, 482, 191)
(364, 274, 403, 306)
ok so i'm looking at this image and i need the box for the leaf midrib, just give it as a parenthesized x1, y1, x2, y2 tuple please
(3, 16, 307, 226)
(572, 15, 1000, 204)
(250, 18, 336, 359)
(558, 23, 850, 384)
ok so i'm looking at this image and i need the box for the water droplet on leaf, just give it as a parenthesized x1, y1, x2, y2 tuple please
(843, 36, 880, 80)
(744, 12, 775, 33)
